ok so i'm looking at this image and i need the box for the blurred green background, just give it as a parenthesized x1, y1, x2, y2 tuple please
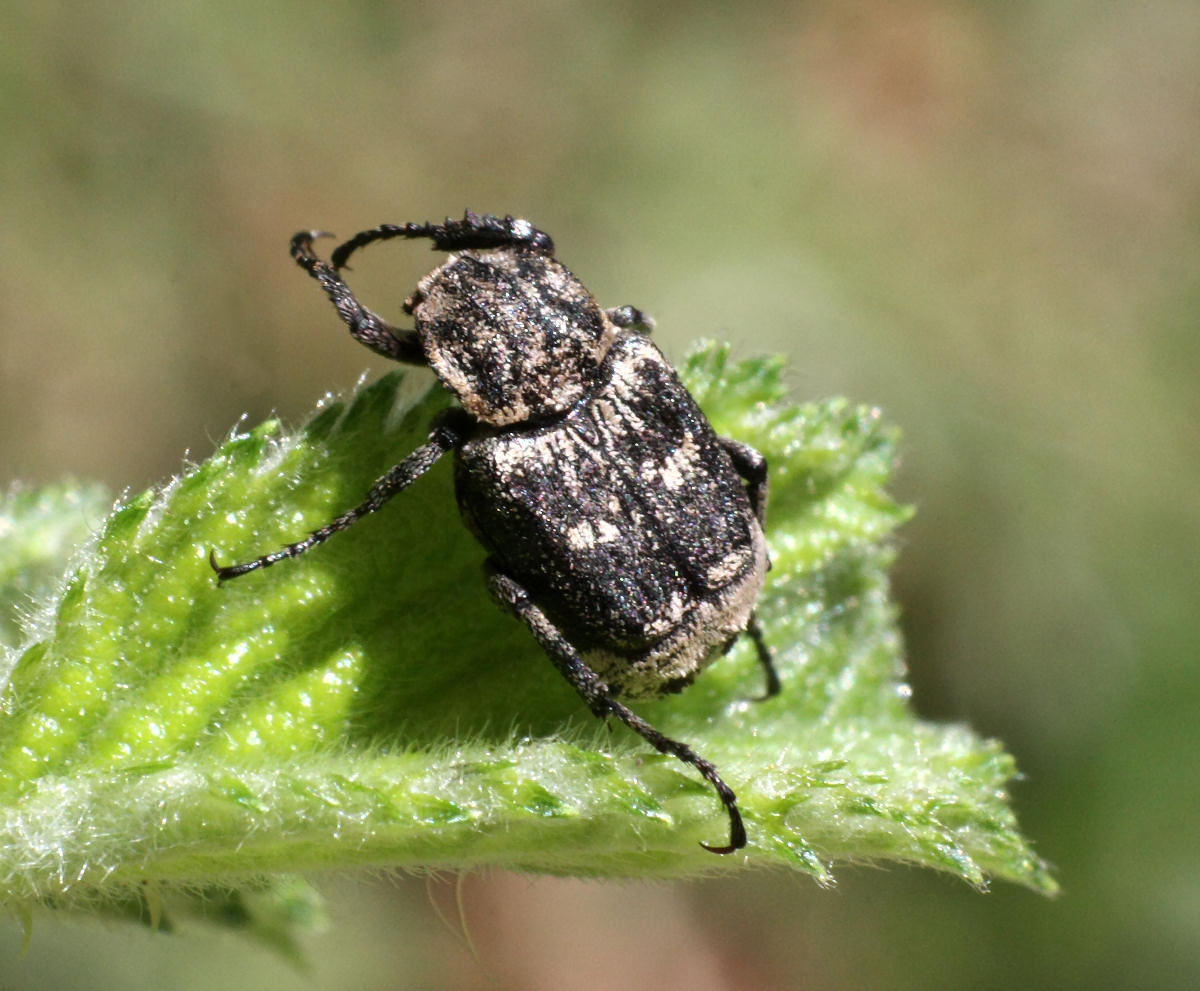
(2, 1, 1197, 988)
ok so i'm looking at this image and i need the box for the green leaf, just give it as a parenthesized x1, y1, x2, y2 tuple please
(0, 343, 1055, 929)
(0, 482, 111, 648)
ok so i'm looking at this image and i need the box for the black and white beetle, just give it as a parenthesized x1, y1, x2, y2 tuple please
(211, 212, 778, 853)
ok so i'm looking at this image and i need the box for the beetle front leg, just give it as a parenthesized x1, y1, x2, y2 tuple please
(486, 568, 746, 854)
(290, 231, 426, 364)
(330, 211, 555, 268)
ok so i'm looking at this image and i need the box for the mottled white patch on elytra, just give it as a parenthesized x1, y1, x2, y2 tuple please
(659, 434, 699, 490)
(595, 520, 620, 544)
(666, 590, 687, 624)
(566, 520, 596, 550)
(487, 431, 589, 495)
(706, 548, 747, 587)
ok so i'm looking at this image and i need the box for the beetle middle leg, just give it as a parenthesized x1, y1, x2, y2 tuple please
(486, 567, 746, 854)
(211, 411, 470, 581)
(719, 436, 768, 525)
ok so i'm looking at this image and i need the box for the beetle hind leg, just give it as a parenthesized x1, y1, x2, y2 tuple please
(745, 612, 780, 700)
(486, 567, 746, 854)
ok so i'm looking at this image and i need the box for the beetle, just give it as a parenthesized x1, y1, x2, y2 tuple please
(211, 212, 777, 852)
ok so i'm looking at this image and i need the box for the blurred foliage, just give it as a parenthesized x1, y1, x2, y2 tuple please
(1, 0, 1197, 988)
(0, 483, 110, 646)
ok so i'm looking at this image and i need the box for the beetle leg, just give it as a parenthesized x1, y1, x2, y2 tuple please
(486, 567, 747, 854)
(745, 612, 780, 700)
(605, 305, 655, 334)
(290, 231, 426, 364)
(719, 436, 768, 526)
(716, 438, 778, 698)
(211, 412, 469, 581)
